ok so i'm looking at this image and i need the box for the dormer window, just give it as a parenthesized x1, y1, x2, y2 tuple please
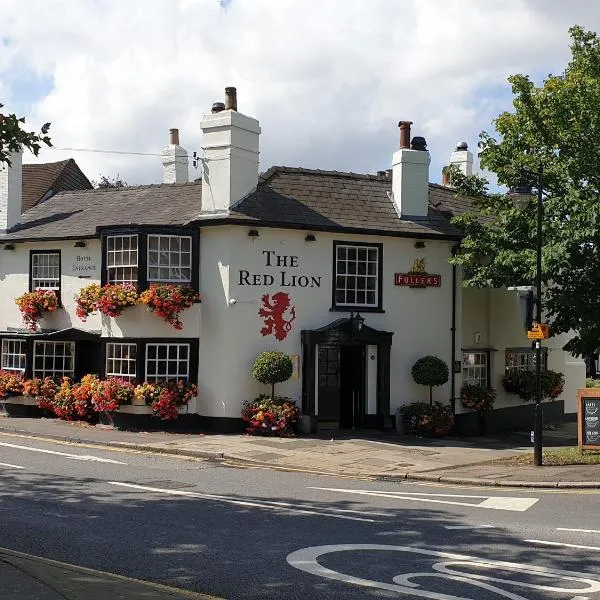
(102, 228, 198, 290)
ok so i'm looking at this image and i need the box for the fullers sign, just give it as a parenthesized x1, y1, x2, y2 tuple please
(394, 258, 440, 288)
(238, 250, 321, 288)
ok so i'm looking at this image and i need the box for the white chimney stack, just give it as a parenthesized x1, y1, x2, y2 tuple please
(161, 128, 189, 184)
(0, 150, 22, 232)
(200, 87, 261, 213)
(449, 141, 473, 176)
(391, 121, 431, 218)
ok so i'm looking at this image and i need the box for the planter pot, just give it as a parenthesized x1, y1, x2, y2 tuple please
(0, 395, 50, 418)
(296, 415, 312, 435)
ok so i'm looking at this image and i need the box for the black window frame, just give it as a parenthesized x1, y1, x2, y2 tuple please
(331, 240, 384, 313)
(100, 337, 199, 385)
(505, 347, 548, 374)
(29, 249, 62, 304)
(100, 227, 199, 292)
(461, 349, 492, 389)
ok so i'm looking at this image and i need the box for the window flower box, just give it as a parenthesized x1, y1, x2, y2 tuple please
(15, 290, 59, 331)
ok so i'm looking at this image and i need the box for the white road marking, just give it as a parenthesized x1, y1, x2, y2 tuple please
(309, 487, 539, 512)
(444, 525, 495, 530)
(287, 544, 600, 599)
(107, 481, 383, 522)
(0, 461, 26, 469)
(526, 539, 600, 551)
(558, 528, 600, 534)
(0, 441, 127, 464)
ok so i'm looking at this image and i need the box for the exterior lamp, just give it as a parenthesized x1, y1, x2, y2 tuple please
(350, 312, 365, 334)
(247, 229, 260, 238)
(507, 166, 545, 467)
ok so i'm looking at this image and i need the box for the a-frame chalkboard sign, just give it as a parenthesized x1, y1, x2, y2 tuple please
(577, 388, 600, 450)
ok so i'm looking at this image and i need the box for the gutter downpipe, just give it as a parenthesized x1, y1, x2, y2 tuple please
(450, 244, 460, 414)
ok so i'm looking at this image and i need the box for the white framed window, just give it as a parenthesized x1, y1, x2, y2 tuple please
(145, 343, 189, 383)
(505, 348, 547, 374)
(106, 343, 137, 380)
(147, 235, 192, 283)
(107, 235, 138, 285)
(462, 351, 488, 388)
(31, 251, 60, 291)
(334, 243, 380, 308)
(33, 341, 74, 379)
(1, 339, 26, 373)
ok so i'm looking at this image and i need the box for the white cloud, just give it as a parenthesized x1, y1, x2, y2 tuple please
(1, 0, 599, 185)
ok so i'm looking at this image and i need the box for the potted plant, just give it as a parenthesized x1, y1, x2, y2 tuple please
(251, 350, 293, 401)
(411, 356, 449, 405)
(139, 284, 200, 330)
(402, 401, 454, 437)
(502, 370, 565, 402)
(75, 283, 103, 321)
(15, 289, 59, 330)
(242, 394, 301, 436)
(461, 384, 496, 435)
(96, 284, 139, 318)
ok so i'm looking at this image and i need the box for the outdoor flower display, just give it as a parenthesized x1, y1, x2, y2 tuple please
(95, 284, 139, 318)
(139, 284, 200, 330)
(74, 283, 103, 321)
(15, 289, 59, 331)
(460, 384, 497, 415)
(0, 370, 24, 398)
(502, 370, 565, 402)
(91, 377, 135, 413)
(401, 401, 454, 437)
(23, 377, 58, 412)
(134, 380, 197, 420)
(241, 394, 301, 436)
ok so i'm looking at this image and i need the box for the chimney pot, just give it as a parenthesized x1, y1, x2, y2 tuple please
(377, 170, 386, 177)
(169, 128, 180, 145)
(411, 136, 427, 151)
(224, 86, 238, 111)
(398, 121, 413, 149)
(456, 141, 468, 151)
(212, 102, 226, 113)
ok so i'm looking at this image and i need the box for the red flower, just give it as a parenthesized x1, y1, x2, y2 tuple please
(139, 284, 200, 329)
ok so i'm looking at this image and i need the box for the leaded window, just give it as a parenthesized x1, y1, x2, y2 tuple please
(462, 351, 488, 388)
(505, 348, 547, 374)
(147, 235, 192, 283)
(33, 341, 75, 378)
(334, 244, 379, 308)
(1, 339, 26, 373)
(106, 343, 137, 380)
(31, 252, 60, 291)
(145, 343, 190, 383)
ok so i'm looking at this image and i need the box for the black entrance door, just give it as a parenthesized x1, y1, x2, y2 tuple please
(340, 346, 365, 429)
(317, 345, 340, 425)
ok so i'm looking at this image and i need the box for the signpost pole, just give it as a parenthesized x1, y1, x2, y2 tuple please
(533, 168, 544, 467)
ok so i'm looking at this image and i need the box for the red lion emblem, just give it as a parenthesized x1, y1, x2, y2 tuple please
(258, 292, 297, 341)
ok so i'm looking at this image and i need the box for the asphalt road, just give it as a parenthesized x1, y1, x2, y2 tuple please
(1, 431, 600, 599)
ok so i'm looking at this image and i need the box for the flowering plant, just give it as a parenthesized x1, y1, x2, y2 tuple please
(134, 380, 197, 420)
(139, 284, 199, 330)
(52, 377, 78, 420)
(96, 284, 139, 318)
(401, 401, 454, 436)
(15, 290, 59, 331)
(75, 283, 103, 321)
(0, 370, 24, 398)
(502, 370, 565, 402)
(71, 374, 99, 417)
(91, 377, 135, 413)
(241, 395, 301, 437)
(23, 377, 59, 412)
(461, 384, 496, 414)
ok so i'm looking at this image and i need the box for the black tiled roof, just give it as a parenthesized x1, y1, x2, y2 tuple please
(2, 166, 468, 242)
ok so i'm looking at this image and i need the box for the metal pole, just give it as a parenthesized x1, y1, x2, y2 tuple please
(534, 167, 544, 466)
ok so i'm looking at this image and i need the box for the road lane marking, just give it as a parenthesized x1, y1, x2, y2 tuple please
(444, 525, 495, 530)
(0, 441, 127, 464)
(557, 528, 600, 534)
(526, 539, 600, 551)
(107, 481, 383, 522)
(309, 487, 539, 512)
(0, 461, 26, 469)
(287, 544, 600, 598)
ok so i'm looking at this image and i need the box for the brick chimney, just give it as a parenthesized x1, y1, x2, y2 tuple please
(200, 87, 261, 213)
(161, 128, 189, 184)
(449, 141, 473, 176)
(0, 150, 22, 232)
(391, 121, 431, 217)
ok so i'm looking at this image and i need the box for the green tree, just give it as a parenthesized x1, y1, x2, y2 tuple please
(252, 351, 293, 400)
(0, 104, 51, 165)
(411, 356, 449, 406)
(450, 25, 600, 357)
(93, 174, 128, 189)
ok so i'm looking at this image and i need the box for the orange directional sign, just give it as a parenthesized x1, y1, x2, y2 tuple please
(527, 323, 550, 340)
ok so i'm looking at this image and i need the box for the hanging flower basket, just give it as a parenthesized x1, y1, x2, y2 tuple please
(139, 284, 200, 330)
(75, 283, 103, 321)
(96, 284, 139, 318)
(460, 384, 496, 414)
(15, 290, 59, 331)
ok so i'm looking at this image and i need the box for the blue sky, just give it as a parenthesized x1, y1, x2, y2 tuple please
(1, 0, 599, 186)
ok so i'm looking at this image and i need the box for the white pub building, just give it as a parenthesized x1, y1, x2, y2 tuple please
(0, 88, 584, 433)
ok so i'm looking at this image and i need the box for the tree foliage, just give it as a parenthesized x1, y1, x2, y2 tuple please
(450, 26, 600, 356)
(0, 103, 52, 165)
(252, 351, 293, 399)
(411, 356, 449, 406)
(93, 174, 128, 189)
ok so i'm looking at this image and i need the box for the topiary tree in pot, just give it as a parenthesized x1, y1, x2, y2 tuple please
(252, 350, 293, 400)
(411, 356, 449, 406)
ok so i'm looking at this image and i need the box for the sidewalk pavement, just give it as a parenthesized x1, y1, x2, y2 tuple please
(0, 414, 598, 488)
(0, 546, 221, 600)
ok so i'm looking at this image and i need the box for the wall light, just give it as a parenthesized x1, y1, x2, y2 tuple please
(74, 240, 87, 248)
(414, 241, 426, 249)
(305, 233, 316, 242)
(248, 229, 259, 238)
(4, 244, 15, 251)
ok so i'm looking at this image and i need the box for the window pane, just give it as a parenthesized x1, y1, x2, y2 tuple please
(334, 245, 379, 307)
(106, 235, 138, 285)
(33, 341, 74, 379)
